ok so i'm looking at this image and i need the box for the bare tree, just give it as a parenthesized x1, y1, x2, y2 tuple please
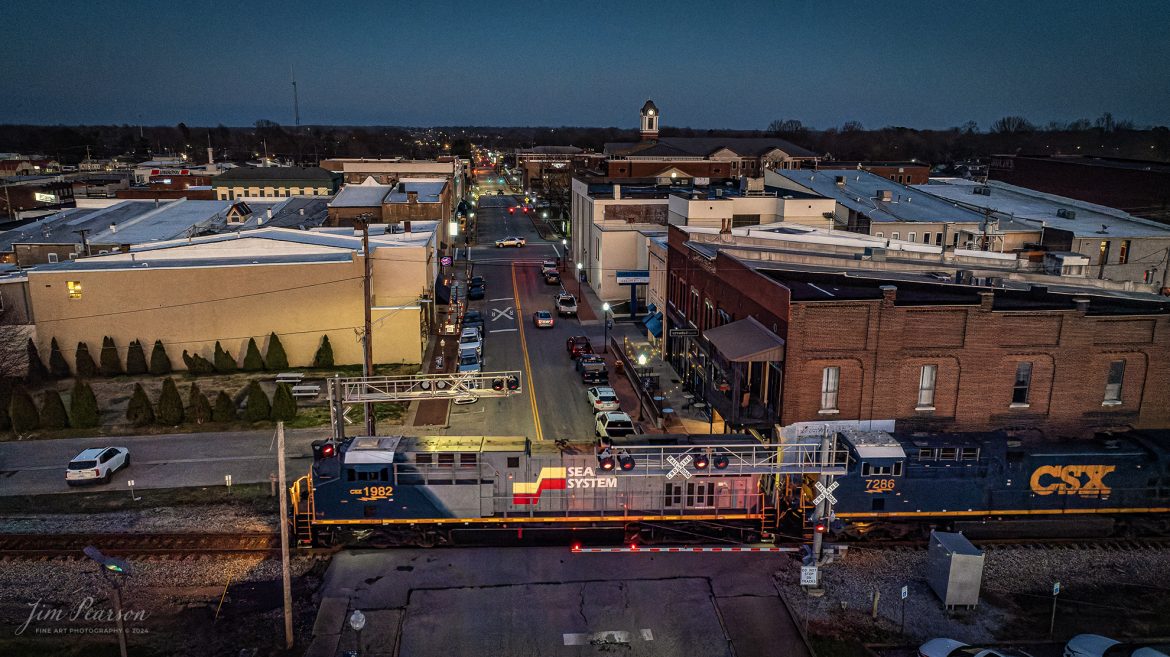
(991, 116, 1034, 134)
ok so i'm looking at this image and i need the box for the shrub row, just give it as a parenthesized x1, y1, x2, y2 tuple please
(25, 334, 335, 380)
(125, 379, 298, 427)
(2, 381, 101, 433)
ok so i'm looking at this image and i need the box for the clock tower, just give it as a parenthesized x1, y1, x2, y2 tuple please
(640, 99, 659, 141)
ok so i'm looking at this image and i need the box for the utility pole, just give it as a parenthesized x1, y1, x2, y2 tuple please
(356, 216, 376, 437)
(811, 429, 834, 562)
(276, 422, 294, 650)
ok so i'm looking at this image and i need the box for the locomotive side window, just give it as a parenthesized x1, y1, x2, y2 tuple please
(415, 453, 433, 465)
(507, 457, 520, 468)
(438, 453, 455, 467)
(861, 462, 902, 476)
(459, 453, 478, 468)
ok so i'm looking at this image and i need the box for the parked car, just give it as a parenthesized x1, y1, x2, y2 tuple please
(541, 260, 558, 275)
(1065, 635, 1122, 657)
(919, 639, 1033, 657)
(533, 310, 555, 328)
(587, 386, 621, 412)
(457, 347, 482, 375)
(470, 275, 485, 287)
(459, 327, 483, 356)
(495, 236, 526, 248)
(575, 353, 606, 373)
(581, 364, 609, 384)
(595, 411, 636, 438)
(66, 447, 130, 486)
(555, 293, 578, 316)
(544, 270, 561, 285)
(567, 335, 593, 359)
(467, 285, 485, 300)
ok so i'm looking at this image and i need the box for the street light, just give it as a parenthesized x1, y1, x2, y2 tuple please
(637, 353, 648, 380)
(84, 546, 130, 657)
(602, 302, 611, 353)
(576, 262, 583, 298)
(349, 609, 367, 655)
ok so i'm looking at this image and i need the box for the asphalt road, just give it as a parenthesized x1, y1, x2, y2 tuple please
(306, 547, 813, 657)
(446, 174, 604, 442)
(0, 427, 329, 495)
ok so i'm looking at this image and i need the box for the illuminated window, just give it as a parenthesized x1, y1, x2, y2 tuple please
(67, 281, 82, 299)
(1118, 240, 1131, 265)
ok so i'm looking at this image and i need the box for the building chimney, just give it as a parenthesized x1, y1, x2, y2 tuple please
(407, 191, 418, 204)
(879, 285, 897, 303)
(109, 222, 117, 234)
(613, 184, 621, 200)
(207, 147, 215, 167)
(978, 290, 995, 311)
(877, 190, 893, 202)
(1072, 297, 1091, 313)
(835, 176, 846, 186)
(299, 208, 305, 216)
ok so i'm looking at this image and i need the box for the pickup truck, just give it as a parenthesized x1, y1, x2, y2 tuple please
(555, 293, 578, 316)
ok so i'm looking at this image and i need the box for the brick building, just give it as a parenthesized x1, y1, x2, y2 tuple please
(664, 224, 1170, 438)
(989, 154, 1170, 224)
(811, 161, 931, 185)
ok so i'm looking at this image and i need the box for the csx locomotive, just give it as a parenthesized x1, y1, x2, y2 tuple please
(289, 429, 1170, 547)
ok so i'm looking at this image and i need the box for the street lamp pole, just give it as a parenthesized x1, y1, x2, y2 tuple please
(576, 262, 583, 299)
(602, 302, 611, 354)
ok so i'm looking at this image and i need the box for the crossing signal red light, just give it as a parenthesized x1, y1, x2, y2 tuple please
(599, 456, 616, 471)
(492, 378, 505, 391)
(619, 455, 636, 471)
(321, 443, 335, 458)
(506, 376, 520, 391)
(814, 520, 828, 533)
(693, 454, 709, 470)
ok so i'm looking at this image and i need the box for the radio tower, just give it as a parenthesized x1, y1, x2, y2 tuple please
(292, 79, 301, 128)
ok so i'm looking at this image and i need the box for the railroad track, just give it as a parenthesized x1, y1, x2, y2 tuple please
(843, 536, 1170, 552)
(0, 532, 287, 559)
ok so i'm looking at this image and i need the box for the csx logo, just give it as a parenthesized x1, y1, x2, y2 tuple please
(1029, 465, 1116, 497)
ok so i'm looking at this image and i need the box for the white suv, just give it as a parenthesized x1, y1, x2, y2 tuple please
(595, 411, 636, 438)
(587, 386, 621, 412)
(556, 293, 578, 317)
(459, 327, 482, 356)
(66, 447, 130, 486)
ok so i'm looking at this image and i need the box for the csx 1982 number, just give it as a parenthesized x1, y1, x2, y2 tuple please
(352, 486, 394, 498)
(865, 478, 896, 493)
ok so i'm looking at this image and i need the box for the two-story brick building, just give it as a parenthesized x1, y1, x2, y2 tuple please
(664, 224, 1170, 439)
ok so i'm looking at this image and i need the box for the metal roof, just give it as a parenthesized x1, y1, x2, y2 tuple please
(387, 181, 445, 204)
(330, 184, 391, 208)
(703, 316, 786, 362)
(913, 179, 1170, 239)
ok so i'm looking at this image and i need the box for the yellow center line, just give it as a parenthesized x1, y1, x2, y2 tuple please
(512, 262, 544, 442)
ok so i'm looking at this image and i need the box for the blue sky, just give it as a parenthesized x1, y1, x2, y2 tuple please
(3, 0, 1169, 130)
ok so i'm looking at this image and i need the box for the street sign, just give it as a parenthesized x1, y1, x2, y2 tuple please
(440, 256, 452, 266)
(666, 455, 693, 480)
(800, 566, 818, 586)
(812, 480, 839, 506)
(901, 585, 908, 600)
(1053, 582, 1060, 596)
(669, 328, 699, 337)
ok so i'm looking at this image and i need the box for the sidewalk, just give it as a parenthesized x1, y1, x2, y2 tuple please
(574, 282, 718, 435)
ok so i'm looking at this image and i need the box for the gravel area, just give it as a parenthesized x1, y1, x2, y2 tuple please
(0, 555, 324, 656)
(775, 545, 1170, 645)
(0, 505, 277, 534)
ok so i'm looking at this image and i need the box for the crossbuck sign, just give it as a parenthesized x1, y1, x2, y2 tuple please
(666, 455, 693, 480)
(812, 480, 838, 506)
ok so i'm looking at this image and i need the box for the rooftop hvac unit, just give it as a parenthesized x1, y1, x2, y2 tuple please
(877, 190, 893, 202)
(973, 186, 991, 196)
(1057, 208, 1077, 219)
(835, 176, 846, 186)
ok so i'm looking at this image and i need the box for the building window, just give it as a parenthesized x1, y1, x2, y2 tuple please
(875, 232, 884, 238)
(1104, 360, 1125, 404)
(820, 366, 840, 412)
(936, 233, 944, 245)
(1099, 240, 1110, 264)
(908, 232, 916, 242)
(1011, 362, 1032, 406)
(47, 253, 59, 263)
(1118, 240, 1131, 265)
(917, 364, 937, 408)
(923, 233, 932, 244)
(67, 280, 82, 299)
(891, 232, 900, 240)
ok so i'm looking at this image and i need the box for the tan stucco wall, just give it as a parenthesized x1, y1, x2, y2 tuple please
(29, 254, 428, 370)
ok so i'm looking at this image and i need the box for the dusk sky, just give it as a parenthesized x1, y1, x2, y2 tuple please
(4, 1, 1169, 131)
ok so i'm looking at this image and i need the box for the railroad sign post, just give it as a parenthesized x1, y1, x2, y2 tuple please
(800, 565, 818, 587)
(1049, 582, 1060, 638)
(668, 328, 698, 337)
(666, 455, 693, 479)
(900, 585, 908, 634)
(127, 479, 140, 502)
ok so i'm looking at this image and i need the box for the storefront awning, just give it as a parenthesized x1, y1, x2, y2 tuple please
(703, 316, 785, 362)
(645, 313, 662, 338)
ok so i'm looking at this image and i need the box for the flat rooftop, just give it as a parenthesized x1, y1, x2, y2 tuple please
(770, 169, 1032, 229)
(914, 179, 1170, 239)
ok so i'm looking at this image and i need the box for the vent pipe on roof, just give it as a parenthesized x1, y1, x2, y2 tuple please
(299, 208, 305, 216)
(109, 223, 117, 234)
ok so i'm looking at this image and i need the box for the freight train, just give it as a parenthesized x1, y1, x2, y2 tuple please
(288, 429, 1170, 547)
